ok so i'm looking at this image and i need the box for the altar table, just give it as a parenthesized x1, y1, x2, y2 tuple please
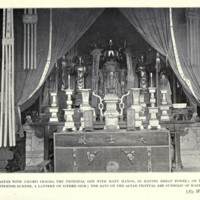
(54, 129, 171, 172)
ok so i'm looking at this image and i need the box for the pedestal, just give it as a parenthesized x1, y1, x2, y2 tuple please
(104, 94, 120, 130)
(131, 88, 143, 129)
(49, 107, 59, 122)
(160, 105, 170, 121)
(49, 92, 58, 122)
(148, 87, 160, 129)
(148, 107, 161, 129)
(63, 89, 76, 131)
(63, 108, 76, 131)
(160, 90, 170, 121)
(79, 89, 94, 131)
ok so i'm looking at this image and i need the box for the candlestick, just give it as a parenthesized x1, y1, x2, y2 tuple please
(150, 73, 153, 87)
(55, 63, 58, 93)
(68, 74, 70, 89)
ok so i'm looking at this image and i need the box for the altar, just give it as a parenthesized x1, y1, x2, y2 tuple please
(21, 38, 196, 173)
(54, 129, 171, 172)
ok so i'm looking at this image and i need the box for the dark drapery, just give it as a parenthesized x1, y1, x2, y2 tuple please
(120, 8, 200, 104)
(15, 8, 104, 112)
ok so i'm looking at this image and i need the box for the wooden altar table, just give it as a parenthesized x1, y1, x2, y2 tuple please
(54, 129, 171, 172)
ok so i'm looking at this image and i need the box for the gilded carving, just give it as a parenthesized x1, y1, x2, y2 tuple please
(121, 149, 135, 164)
(72, 149, 77, 172)
(147, 147, 152, 172)
(87, 151, 101, 165)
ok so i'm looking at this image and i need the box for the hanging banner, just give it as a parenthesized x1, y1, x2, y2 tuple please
(23, 9, 38, 70)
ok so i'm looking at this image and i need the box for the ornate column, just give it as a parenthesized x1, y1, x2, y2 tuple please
(125, 48, 136, 107)
(91, 49, 102, 108)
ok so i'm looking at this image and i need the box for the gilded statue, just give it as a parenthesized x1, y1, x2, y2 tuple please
(74, 56, 86, 93)
(137, 54, 148, 92)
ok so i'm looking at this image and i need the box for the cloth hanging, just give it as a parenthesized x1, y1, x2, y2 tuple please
(119, 8, 200, 104)
(0, 9, 15, 147)
(15, 8, 104, 112)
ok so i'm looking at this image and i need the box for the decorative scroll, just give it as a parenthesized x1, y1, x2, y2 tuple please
(87, 151, 101, 165)
(121, 149, 135, 164)
(147, 147, 152, 172)
(23, 9, 38, 70)
(0, 9, 16, 147)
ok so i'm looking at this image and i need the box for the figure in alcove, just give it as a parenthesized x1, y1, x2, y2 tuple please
(105, 70, 121, 97)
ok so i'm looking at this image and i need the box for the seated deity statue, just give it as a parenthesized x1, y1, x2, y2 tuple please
(102, 59, 121, 97)
(105, 71, 121, 96)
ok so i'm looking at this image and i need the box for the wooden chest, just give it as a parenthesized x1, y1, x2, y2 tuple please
(54, 129, 171, 172)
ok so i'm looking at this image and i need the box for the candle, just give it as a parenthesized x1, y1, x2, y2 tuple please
(55, 63, 58, 93)
(68, 74, 71, 89)
(150, 73, 153, 87)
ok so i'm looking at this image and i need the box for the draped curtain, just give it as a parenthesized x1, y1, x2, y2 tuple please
(119, 8, 200, 104)
(15, 8, 104, 112)
(12, 8, 104, 144)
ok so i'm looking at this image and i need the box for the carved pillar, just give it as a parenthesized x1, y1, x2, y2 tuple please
(91, 49, 102, 108)
(186, 8, 200, 67)
(125, 48, 135, 107)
